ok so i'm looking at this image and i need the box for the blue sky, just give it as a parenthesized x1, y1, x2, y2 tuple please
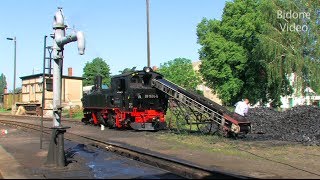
(0, 0, 227, 91)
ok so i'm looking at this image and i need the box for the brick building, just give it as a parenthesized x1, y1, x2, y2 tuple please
(192, 61, 223, 105)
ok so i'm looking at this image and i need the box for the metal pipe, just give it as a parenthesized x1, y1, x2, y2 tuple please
(76, 31, 85, 55)
(6, 37, 16, 108)
(13, 37, 16, 106)
(57, 131, 66, 167)
(55, 31, 85, 55)
(52, 8, 65, 127)
(40, 35, 47, 149)
(146, 0, 151, 67)
(55, 34, 77, 47)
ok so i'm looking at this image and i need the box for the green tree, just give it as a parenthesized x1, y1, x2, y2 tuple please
(119, 67, 136, 74)
(10, 87, 21, 94)
(82, 57, 111, 86)
(256, 0, 319, 106)
(157, 58, 202, 91)
(197, 0, 320, 106)
(197, 21, 248, 103)
(0, 73, 7, 94)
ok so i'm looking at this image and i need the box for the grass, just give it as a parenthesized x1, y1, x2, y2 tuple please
(162, 108, 251, 157)
(0, 108, 10, 113)
(62, 108, 84, 120)
(155, 132, 252, 158)
(165, 109, 216, 132)
(154, 128, 320, 163)
(225, 106, 235, 112)
(71, 110, 84, 120)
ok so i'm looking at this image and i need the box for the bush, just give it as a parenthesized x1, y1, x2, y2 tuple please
(63, 107, 83, 120)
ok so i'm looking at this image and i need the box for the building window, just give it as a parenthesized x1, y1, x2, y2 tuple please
(23, 85, 27, 93)
(38, 83, 43, 92)
(31, 85, 35, 93)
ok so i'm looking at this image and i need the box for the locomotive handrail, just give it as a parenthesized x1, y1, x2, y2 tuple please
(152, 79, 224, 125)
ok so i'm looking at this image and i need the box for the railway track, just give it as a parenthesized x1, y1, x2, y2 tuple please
(0, 115, 250, 179)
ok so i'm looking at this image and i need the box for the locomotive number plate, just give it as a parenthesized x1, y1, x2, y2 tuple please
(144, 94, 159, 98)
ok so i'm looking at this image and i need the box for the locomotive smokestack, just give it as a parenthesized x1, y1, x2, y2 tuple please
(95, 75, 102, 90)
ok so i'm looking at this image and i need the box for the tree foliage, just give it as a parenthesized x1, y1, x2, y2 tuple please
(119, 67, 136, 74)
(197, 0, 320, 106)
(82, 57, 111, 86)
(157, 58, 202, 91)
(0, 73, 7, 95)
(13, 87, 21, 94)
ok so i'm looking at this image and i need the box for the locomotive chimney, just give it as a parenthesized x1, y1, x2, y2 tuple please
(68, 67, 72, 76)
(95, 75, 102, 90)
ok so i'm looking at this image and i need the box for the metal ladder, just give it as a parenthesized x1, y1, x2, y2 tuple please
(41, 35, 54, 116)
(40, 35, 54, 149)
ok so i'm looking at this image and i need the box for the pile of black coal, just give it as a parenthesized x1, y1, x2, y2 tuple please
(246, 105, 320, 145)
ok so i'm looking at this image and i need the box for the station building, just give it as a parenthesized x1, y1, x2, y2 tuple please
(3, 68, 84, 116)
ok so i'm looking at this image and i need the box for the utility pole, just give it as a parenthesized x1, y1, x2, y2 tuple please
(146, 0, 151, 67)
(6, 37, 16, 111)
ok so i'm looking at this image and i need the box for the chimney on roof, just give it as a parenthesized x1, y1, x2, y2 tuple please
(152, 66, 158, 71)
(68, 67, 73, 76)
(3, 86, 7, 94)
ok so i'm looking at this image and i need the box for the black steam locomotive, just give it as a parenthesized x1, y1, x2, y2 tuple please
(81, 67, 169, 130)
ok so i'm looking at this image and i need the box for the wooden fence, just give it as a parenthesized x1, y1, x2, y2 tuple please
(3, 93, 22, 110)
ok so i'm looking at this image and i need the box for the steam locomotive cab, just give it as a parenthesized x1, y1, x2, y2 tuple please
(82, 67, 169, 131)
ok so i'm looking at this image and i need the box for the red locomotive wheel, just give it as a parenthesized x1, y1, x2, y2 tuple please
(96, 112, 107, 126)
(107, 113, 116, 129)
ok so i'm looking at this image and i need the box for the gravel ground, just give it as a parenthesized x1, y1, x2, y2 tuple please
(246, 105, 320, 145)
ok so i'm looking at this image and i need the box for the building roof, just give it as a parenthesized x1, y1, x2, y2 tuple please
(19, 73, 84, 80)
(192, 61, 201, 71)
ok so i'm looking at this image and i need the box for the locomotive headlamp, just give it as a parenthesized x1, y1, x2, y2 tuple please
(143, 67, 152, 73)
(231, 123, 240, 134)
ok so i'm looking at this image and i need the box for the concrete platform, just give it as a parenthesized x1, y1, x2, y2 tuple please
(0, 145, 26, 179)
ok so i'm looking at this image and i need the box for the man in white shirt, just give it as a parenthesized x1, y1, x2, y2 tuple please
(234, 99, 250, 116)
